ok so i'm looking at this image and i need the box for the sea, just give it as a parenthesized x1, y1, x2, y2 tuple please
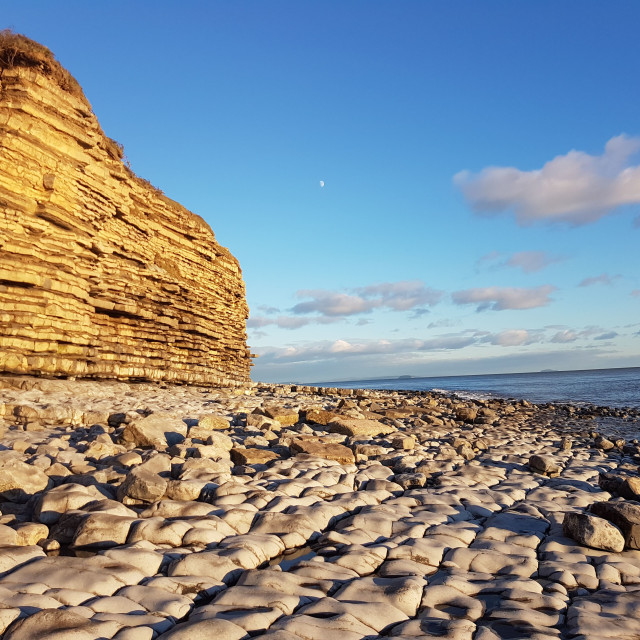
(314, 367, 640, 410)
(314, 367, 640, 439)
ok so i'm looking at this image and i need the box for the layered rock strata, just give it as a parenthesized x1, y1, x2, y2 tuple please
(0, 34, 251, 385)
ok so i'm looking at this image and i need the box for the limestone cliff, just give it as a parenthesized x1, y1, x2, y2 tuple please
(0, 33, 251, 386)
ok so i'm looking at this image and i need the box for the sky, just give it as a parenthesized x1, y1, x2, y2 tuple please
(4, 1, 640, 383)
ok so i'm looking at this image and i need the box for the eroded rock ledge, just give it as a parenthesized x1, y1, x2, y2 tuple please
(0, 33, 251, 386)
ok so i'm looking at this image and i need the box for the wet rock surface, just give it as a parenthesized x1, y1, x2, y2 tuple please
(0, 375, 639, 638)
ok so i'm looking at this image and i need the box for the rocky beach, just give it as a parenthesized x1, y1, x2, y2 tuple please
(2, 30, 640, 640)
(0, 375, 639, 639)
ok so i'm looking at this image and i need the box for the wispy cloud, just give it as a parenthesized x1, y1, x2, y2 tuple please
(256, 327, 566, 364)
(578, 273, 620, 287)
(252, 324, 628, 381)
(550, 330, 578, 343)
(256, 333, 491, 364)
(291, 292, 373, 316)
(550, 326, 616, 343)
(478, 250, 564, 274)
(257, 304, 280, 314)
(504, 251, 564, 273)
(632, 290, 640, 298)
(480, 329, 543, 346)
(452, 285, 556, 311)
(292, 280, 443, 317)
(454, 135, 640, 225)
(247, 315, 340, 330)
(594, 331, 619, 340)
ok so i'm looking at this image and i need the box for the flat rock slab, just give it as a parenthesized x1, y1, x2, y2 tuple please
(155, 617, 249, 639)
(230, 448, 279, 466)
(328, 418, 395, 437)
(303, 409, 339, 425)
(0, 555, 146, 595)
(290, 438, 355, 464)
(3, 608, 119, 640)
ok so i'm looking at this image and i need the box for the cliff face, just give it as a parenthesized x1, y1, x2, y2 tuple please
(0, 34, 251, 386)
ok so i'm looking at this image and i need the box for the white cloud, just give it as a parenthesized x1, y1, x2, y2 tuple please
(257, 338, 424, 363)
(594, 331, 619, 341)
(251, 325, 632, 381)
(247, 315, 340, 330)
(481, 329, 542, 346)
(452, 285, 556, 311)
(504, 251, 564, 273)
(255, 328, 553, 365)
(292, 292, 373, 316)
(454, 135, 640, 225)
(476, 250, 502, 267)
(257, 305, 280, 314)
(550, 326, 616, 342)
(477, 250, 563, 273)
(352, 281, 443, 311)
(578, 273, 620, 287)
(551, 330, 578, 343)
(292, 281, 443, 317)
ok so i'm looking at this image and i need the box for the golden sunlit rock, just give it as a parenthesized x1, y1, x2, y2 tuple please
(0, 32, 250, 386)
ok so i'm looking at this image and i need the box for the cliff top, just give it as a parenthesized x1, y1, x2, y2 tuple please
(0, 30, 85, 100)
(0, 30, 223, 239)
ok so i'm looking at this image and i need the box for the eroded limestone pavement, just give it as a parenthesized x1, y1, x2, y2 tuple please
(0, 375, 640, 639)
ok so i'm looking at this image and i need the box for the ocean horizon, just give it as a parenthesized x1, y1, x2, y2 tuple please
(312, 365, 640, 410)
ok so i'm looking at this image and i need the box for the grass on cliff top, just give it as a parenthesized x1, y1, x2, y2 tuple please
(0, 30, 209, 217)
(0, 29, 85, 99)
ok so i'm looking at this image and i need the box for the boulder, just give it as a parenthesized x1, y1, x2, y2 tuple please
(263, 406, 299, 426)
(35, 483, 108, 524)
(72, 513, 137, 549)
(594, 435, 615, 451)
(528, 454, 561, 476)
(202, 431, 234, 454)
(120, 412, 187, 449)
(179, 457, 232, 480)
(622, 477, 640, 500)
(591, 500, 640, 549)
(454, 406, 478, 423)
(117, 467, 168, 504)
(197, 414, 232, 430)
(599, 472, 627, 495)
(0, 459, 51, 502)
(562, 512, 625, 552)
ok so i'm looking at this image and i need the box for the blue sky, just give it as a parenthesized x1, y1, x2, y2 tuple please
(5, 1, 640, 382)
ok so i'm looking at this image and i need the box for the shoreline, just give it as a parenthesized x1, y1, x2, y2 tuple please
(1, 375, 640, 638)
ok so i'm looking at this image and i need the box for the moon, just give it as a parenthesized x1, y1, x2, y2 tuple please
(319, 180, 325, 188)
